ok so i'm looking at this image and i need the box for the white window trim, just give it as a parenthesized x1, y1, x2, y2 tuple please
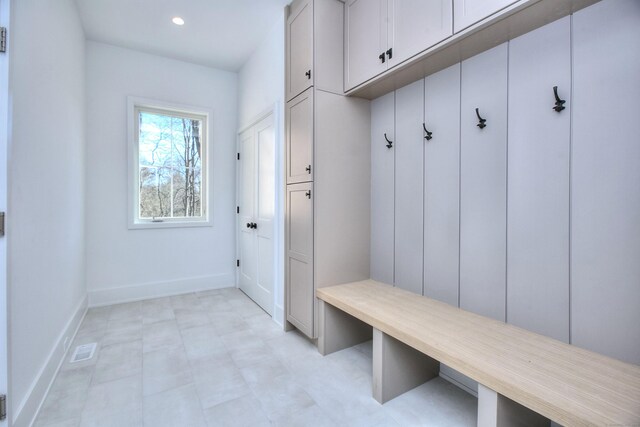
(127, 96, 214, 230)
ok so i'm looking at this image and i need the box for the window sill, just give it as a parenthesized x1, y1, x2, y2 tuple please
(128, 219, 213, 230)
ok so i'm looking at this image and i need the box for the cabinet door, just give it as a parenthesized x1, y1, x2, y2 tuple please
(286, 88, 314, 184)
(459, 44, 507, 321)
(507, 17, 570, 342)
(286, 182, 314, 338)
(371, 92, 395, 284)
(394, 79, 424, 295)
(388, 0, 453, 67)
(286, 0, 313, 101)
(572, 0, 640, 365)
(453, 0, 516, 33)
(345, 0, 387, 91)
(424, 63, 460, 306)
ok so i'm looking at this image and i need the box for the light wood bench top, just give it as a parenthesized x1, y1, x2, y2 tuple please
(316, 280, 640, 426)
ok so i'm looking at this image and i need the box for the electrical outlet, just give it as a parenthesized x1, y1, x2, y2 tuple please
(63, 336, 71, 352)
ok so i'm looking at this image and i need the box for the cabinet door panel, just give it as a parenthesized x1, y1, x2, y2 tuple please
(345, 0, 387, 91)
(424, 63, 460, 306)
(394, 79, 424, 295)
(507, 17, 570, 342)
(286, 89, 314, 184)
(453, 0, 516, 33)
(572, 0, 640, 365)
(388, 0, 453, 67)
(287, 0, 313, 101)
(371, 92, 395, 284)
(286, 182, 314, 337)
(459, 44, 507, 321)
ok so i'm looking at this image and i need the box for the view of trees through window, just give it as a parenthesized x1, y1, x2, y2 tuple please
(138, 110, 203, 219)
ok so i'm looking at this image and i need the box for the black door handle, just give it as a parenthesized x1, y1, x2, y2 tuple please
(475, 108, 487, 129)
(246, 223, 251, 228)
(384, 133, 393, 149)
(423, 123, 433, 141)
(305, 70, 311, 79)
(379, 52, 386, 64)
(386, 48, 393, 60)
(305, 191, 311, 199)
(251, 222, 257, 229)
(305, 165, 311, 174)
(553, 86, 566, 112)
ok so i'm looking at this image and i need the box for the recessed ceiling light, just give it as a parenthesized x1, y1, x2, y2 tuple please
(172, 17, 185, 26)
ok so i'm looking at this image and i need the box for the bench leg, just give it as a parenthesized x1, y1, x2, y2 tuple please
(478, 384, 550, 427)
(317, 300, 372, 356)
(372, 328, 440, 404)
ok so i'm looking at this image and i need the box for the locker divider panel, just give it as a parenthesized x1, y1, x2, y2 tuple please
(459, 44, 508, 322)
(370, 92, 396, 284)
(571, 0, 640, 365)
(423, 63, 461, 306)
(394, 79, 425, 295)
(507, 17, 571, 342)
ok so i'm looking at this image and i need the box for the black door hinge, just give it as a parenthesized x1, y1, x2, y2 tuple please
(236, 259, 240, 267)
(0, 27, 6, 53)
(237, 153, 240, 160)
(0, 394, 6, 421)
(236, 206, 239, 214)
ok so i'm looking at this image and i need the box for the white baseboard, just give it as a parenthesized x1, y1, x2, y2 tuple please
(14, 295, 88, 427)
(88, 273, 235, 307)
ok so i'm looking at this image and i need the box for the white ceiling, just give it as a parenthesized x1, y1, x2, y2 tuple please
(75, 0, 291, 71)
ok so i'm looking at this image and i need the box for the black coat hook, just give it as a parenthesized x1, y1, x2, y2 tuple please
(475, 108, 487, 129)
(423, 123, 433, 141)
(553, 86, 566, 112)
(384, 133, 393, 149)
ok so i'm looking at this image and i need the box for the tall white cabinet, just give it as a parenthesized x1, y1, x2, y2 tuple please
(571, 0, 640, 365)
(285, 0, 371, 339)
(507, 17, 571, 342)
(459, 44, 508, 322)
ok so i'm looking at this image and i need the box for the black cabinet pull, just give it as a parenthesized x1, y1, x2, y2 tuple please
(386, 48, 393, 60)
(305, 165, 311, 174)
(379, 52, 386, 64)
(305, 191, 311, 199)
(423, 123, 433, 141)
(305, 70, 311, 79)
(553, 86, 566, 112)
(475, 108, 487, 129)
(384, 133, 393, 149)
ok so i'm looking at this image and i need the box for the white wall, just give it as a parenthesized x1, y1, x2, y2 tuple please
(8, 0, 87, 424)
(85, 42, 238, 305)
(237, 16, 286, 324)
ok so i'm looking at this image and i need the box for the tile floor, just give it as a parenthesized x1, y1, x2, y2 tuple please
(35, 287, 477, 427)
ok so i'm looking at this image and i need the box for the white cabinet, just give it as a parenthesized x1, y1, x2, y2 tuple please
(571, 0, 640, 365)
(423, 63, 460, 306)
(453, 0, 516, 33)
(286, 89, 314, 184)
(459, 44, 508, 321)
(345, 0, 453, 91)
(286, 0, 344, 102)
(370, 92, 395, 285)
(287, 0, 313, 101)
(345, 0, 388, 91)
(507, 17, 571, 342)
(388, 0, 453, 67)
(286, 183, 314, 337)
(394, 79, 424, 295)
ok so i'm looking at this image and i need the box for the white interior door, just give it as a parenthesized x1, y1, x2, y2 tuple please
(0, 0, 9, 422)
(238, 114, 275, 315)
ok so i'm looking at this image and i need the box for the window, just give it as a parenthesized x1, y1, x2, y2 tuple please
(128, 98, 212, 228)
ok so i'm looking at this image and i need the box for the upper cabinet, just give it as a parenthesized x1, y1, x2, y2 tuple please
(345, 0, 453, 91)
(287, 0, 313, 101)
(286, 0, 344, 102)
(453, 0, 516, 33)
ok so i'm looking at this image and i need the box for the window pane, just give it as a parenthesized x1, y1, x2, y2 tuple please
(139, 166, 171, 218)
(137, 108, 205, 221)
